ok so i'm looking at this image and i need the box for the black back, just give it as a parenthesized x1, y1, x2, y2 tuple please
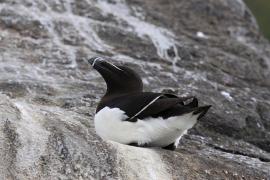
(98, 92, 199, 121)
(89, 57, 210, 121)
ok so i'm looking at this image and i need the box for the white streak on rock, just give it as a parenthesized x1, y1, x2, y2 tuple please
(1, 2, 111, 69)
(221, 91, 233, 101)
(14, 102, 50, 170)
(110, 141, 171, 180)
(196, 31, 209, 39)
(97, 0, 181, 63)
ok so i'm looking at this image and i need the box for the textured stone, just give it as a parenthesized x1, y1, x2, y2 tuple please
(0, 0, 270, 179)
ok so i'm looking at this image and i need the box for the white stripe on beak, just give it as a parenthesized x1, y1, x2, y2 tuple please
(92, 57, 103, 67)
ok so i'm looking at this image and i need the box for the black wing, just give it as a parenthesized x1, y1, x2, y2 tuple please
(102, 92, 199, 122)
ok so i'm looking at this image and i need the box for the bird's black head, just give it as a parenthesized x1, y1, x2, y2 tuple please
(88, 57, 143, 97)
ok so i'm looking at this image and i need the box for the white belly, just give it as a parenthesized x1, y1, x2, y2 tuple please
(94, 107, 198, 147)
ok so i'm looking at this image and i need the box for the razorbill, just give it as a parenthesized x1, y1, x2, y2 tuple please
(89, 57, 211, 150)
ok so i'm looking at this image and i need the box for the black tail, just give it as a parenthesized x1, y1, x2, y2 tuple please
(192, 105, 211, 120)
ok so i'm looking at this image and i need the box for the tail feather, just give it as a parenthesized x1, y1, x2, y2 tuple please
(192, 105, 212, 120)
(184, 97, 198, 108)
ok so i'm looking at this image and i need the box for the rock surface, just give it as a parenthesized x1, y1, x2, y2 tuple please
(0, 0, 270, 179)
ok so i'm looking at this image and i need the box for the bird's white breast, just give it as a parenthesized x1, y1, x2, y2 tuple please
(94, 107, 198, 147)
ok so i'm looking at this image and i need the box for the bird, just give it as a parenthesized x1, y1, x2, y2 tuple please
(88, 56, 211, 151)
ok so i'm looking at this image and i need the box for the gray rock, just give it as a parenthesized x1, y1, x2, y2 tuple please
(0, 0, 269, 179)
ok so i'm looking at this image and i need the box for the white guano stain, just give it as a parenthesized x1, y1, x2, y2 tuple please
(221, 91, 233, 101)
(196, 31, 209, 39)
(110, 141, 171, 180)
(14, 101, 50, 170)
(97, 0, 181, 65)
(0, 1, 111, 69)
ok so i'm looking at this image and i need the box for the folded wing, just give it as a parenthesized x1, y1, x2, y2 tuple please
(104, 92, 200, 122)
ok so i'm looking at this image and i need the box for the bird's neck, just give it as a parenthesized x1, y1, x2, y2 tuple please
(96, 91, 139, 113)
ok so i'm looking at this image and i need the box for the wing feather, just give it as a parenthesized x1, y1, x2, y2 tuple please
(100, 92, 199, 122)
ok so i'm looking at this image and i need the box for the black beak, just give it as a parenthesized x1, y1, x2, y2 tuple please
(88, 56, 123, 71)
(88, 57, 104, 67)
